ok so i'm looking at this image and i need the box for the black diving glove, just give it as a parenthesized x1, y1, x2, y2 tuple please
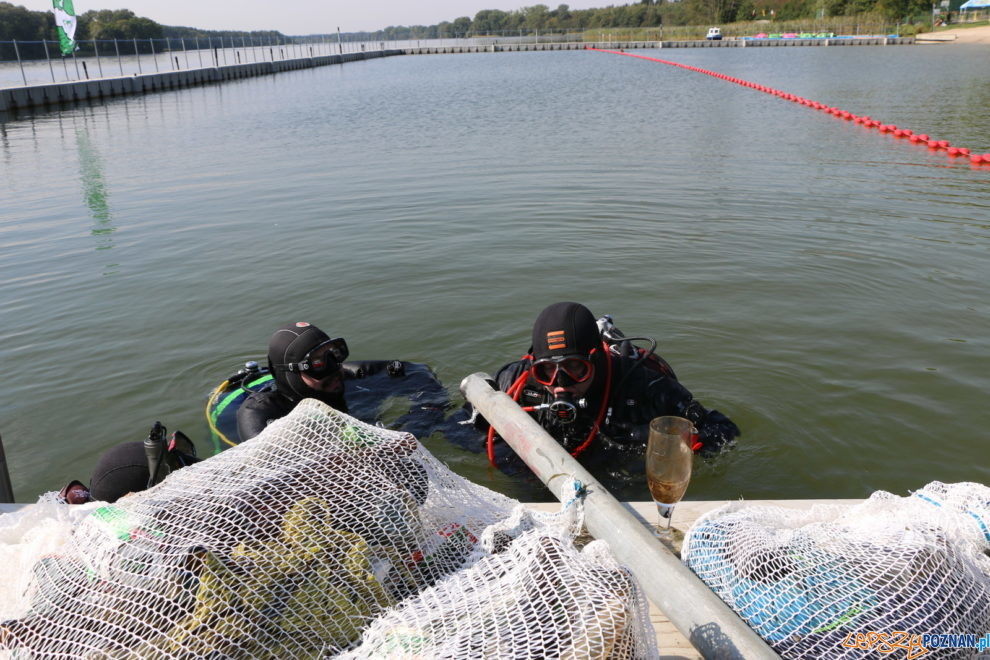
(693, 410, 741, 455)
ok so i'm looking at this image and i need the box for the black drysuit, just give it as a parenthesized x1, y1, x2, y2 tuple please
(236, 360, 446, 442)
(483, 351, 740, 475)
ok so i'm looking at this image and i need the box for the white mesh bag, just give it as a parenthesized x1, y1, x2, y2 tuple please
(344, 533, 654, 658)
(683, 481, 990, 659)
(0, 399, 656, 658)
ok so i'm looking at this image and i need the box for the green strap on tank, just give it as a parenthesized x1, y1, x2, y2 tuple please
(210, 374, 273, 425)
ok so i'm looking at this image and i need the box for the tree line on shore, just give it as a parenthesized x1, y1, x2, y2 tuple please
(0, 4, 284, 42)
(1, 0, 935, 44)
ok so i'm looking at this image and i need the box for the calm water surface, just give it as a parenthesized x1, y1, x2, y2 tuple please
(2, 46, 989, 503)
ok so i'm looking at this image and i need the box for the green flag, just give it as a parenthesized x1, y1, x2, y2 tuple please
(52, 0, 77, 55)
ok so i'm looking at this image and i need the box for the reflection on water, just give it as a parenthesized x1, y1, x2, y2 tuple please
(75, 123, 118, 274)
(0, 47, 989, 503)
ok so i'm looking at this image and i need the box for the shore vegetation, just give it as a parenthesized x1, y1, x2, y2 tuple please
(1, 0, 984, 44)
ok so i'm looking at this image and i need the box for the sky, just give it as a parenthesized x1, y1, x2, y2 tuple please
(15, 0, 612, 34)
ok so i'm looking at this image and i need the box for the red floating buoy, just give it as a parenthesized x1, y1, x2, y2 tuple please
(959, 148, 970, 156)
(928, 140, 939, 149)
(972, 154, 984, 164)
(947, 148, 960, 156)
(938, 140, 950, 148)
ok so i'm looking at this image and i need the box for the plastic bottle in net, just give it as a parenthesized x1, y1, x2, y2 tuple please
(0, 399, 657, 658)
(682, 481, 990, 658)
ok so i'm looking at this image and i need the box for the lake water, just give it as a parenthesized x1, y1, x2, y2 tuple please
(2, 45, 989, 504)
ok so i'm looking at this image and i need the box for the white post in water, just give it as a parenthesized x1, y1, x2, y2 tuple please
(42, 39, 56, 83)
(93, 39, 103, 77)
(460, 373, 779, 660)
(133, 38, 142, 74)
(13, 41, 27, 86)
(150, 38, 159, 72)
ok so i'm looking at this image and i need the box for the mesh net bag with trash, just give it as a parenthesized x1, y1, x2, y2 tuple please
(683, 481, 990, 658)
(0, 399, 658, 659)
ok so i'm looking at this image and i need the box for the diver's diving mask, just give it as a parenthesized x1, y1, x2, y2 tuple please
(531, 356, 593, 386)
(284, 337, 349, 376)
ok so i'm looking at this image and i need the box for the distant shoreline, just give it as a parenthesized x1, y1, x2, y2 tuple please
(915, 24, 990, 43)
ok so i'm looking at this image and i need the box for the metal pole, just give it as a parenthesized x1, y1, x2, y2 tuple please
(94, 39, 103, 77)
(222, 37, 228, 65)
(0, 432, 13, 504)
(13, 40, 27, 86)
(133, 37, 142, 74)
(42, 39, 56, 83)
(71, 49, 80, 79)
(182, 38, 189, 68)
(196, 37, 202, 68)
(115, 38, 123, 76)
(460, 374, 779, 660)
(166, 37, 174, 70)
(151, 38, 159, 72)
(337, 27, 343, 54)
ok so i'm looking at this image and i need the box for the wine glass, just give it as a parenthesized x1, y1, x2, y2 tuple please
(645, 416, 694, 540)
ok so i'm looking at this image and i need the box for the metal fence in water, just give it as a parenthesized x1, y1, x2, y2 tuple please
(0, 36, 397, 88)
(0, 31, 588, 88)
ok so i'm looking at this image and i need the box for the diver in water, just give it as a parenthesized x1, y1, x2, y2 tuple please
(476, 301, 740, 473)
(236, 321, 351, 441)
(60, 321, 447, 503)
(236, 320, 447, 442)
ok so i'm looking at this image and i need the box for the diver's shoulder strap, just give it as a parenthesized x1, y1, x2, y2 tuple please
(639, 351, 677, 380)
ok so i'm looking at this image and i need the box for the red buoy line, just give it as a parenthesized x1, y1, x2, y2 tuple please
(588, 47, 990, 166)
